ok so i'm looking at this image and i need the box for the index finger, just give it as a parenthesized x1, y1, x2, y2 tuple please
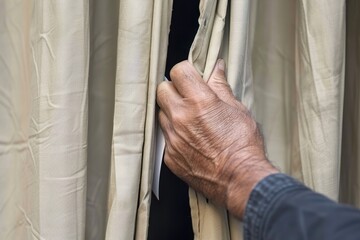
(170, 61, 215, 99)
(156, 81, 182, 118)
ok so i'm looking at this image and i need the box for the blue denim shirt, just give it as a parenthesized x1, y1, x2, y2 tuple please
(242, 174, 360, 240)
(243, 174, 306, 240)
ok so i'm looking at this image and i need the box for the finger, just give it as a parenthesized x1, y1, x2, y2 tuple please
(158, 110, 174, 142)
(163, 147, 191, 181)
(157, 81, 182, 118)
(170, 60, 215, 99)
(207, 59, 238, 107)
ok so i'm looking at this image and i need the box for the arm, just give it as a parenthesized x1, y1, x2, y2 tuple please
(156, 60, 360, 240)
(245, 173, 360, 240)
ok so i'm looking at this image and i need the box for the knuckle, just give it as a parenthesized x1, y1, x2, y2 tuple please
(200, 97, 220, 112)
(249, 120, 258, 133)
(201, 89, 217, 101)
(237, 102, 248, 112)
(243, 118, 260, 141)
(170, 61, 187, 80)
(170, 106, 188, 127)
(158, 110, 166, 123)
(171, 110, 186, 127)
(243, 113, 256, 129)
(156, 82, 167, 98)
(191, 94, 216, 112)
(159, 113, 169, 132)
(212, 73, 226, 83)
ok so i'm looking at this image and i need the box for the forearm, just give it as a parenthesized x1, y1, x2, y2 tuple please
(225, 155, 278, 219)
(243, 174, 360, 240)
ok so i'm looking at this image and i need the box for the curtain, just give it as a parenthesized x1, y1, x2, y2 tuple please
(0, 0, 172, 239)
(187, 0, 346, 239)
(0, 1, 89, 239)
(0, 0, 358, 240)
(340, 0, 360, 208)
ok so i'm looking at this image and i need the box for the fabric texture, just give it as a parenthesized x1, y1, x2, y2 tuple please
(0, 0, 358, 239)
(86, 0, 119, 238)
(0, 1, 89, 239)
(104, 0, 173, 239)
(187, 0, 346, 239)
(250, 0, 345, 199)
(0, 0, 172, 239)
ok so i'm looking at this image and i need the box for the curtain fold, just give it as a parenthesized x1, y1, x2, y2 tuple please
(187, 0, 346, 239)
(0, 0, 89, 239)
(340, 0, 360, 207)
(105, 0, 172, 239)
(0, 0, 357, 239)
(134, 0, 173, 239)
(0, 1, 36, 238)
(250, 0, 345, 200)
(85, 0, 119, 239)
(292, 0, 345, 199)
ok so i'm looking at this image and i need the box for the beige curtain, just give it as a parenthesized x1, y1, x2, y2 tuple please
(188, 0, 346, 239)
(105, 0, 172, 239)
(0, 0, 172, 239)
(252, 0, 345, 199)
(0, 0, 358, 239)
(0, 1, 89, 239)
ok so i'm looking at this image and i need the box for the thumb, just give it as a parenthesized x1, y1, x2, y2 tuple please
(207, 59, 237, 106)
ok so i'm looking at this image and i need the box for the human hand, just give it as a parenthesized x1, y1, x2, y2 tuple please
(156, 60, 278, 219)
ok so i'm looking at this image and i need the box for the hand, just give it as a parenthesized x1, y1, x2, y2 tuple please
(156, 60, 278, 219)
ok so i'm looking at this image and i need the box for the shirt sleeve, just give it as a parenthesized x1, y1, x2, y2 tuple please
(243, 173, 360, 240)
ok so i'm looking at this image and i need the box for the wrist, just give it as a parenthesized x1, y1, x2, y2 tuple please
(225, 156, 279, 219)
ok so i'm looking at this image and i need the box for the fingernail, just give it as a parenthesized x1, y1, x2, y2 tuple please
(217, 59, 225, 71)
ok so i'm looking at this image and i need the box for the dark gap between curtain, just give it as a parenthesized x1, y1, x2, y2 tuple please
(148, 0, 200, 239)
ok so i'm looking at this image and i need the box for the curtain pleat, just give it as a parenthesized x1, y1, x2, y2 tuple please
(0, 0, 89, 239)
(105, 0, 155, 238)
(0, 0, 356, 239)
(0, 1, 36, 239)
(292, 0, 345, 199)
(251, 0, 297, 173)
(250, 0, 346, 201)
(86, 0, 119, 239)
(340, 0, 360, 207)
(187, 0, 346, 239)
(105, 0, 172, 239)
(134, 0, 173, 239)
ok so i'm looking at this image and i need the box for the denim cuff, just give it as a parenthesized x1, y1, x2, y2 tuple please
(243, 173, 307, 240)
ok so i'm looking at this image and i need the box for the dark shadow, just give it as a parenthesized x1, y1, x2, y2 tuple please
(148, 0, 199, 239)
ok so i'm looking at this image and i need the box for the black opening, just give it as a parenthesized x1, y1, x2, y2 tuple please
(148, 0, 199, 239)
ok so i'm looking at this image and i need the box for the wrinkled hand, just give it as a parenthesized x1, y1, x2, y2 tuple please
(156, 60, 278, 219)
